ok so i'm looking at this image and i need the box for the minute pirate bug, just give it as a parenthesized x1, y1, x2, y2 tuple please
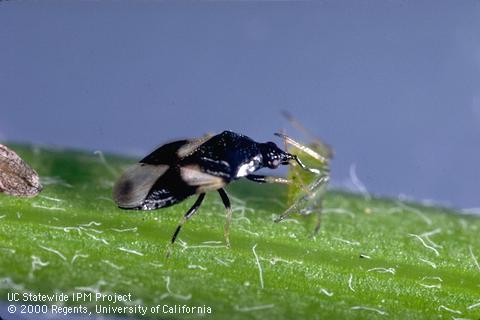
(112, 130, 329, 248)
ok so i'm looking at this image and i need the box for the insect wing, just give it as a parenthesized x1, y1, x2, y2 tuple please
(140, 140, 189, 165)
(177, 134, 214, 159)
(180, 165, 225, 193)
(113, 163, 169, 209)
(140, 135, 214, 165)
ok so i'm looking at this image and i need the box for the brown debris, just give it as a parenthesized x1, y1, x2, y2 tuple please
(0, 144, 42, 197)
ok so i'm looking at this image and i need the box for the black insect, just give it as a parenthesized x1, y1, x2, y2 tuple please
(113, 131, 322, 247)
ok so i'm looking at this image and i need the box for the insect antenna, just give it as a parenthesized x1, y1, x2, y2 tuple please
(291, 154, 322, 175)
(281, 110, 334, 159)
(274, 174, 330, 223)
(274, 132, 329, 165)
(280, 128, 310, 195)
(276, 133, 324, 175)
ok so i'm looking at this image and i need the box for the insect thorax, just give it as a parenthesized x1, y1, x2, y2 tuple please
(182, 131, 265, 180)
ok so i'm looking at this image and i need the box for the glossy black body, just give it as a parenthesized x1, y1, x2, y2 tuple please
(136, 131, 292, 210)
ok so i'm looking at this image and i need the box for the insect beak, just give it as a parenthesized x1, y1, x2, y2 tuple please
(282, 152, 296, 165)
(290, 154, 321, 175)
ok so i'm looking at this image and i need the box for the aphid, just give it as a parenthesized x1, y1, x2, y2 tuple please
(278, 112, 333, 233)
(0, 144, 42, 197)
(113, 131, 325, 247)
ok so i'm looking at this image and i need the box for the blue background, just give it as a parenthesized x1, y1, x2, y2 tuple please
(1, 1, 479, 209)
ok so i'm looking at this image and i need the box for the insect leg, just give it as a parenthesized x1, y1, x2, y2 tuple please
(296, 202, 324, 235)
(313, 202, 323, 235)
(246, 174, 291, 184)
(274, 174, 329, 223)
(171, 193, 206, 245)
(218, 188, 232, 248)
(292, 155, 322, 175)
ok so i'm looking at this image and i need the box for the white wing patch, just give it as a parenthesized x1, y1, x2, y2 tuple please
(113, 163, 169, 208)
(180, 165, 225, 193)
(236, 155, 262, 178)
(177, 134, 214, 159)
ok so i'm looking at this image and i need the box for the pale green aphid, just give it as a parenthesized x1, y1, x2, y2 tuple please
(275, 113, 333, 233)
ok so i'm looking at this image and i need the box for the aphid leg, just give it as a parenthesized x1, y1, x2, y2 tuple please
(313, 200, 323, 236)
(292, 155, 321, 175)
(274, 174, 329, 223)
(274, 201, 298, 223)
(246, 174, 291, 184)
(169, 193, 206, 247)
(310, 175, 329, 235)
(218, 188, 232, 248)
(314, 202, 323, 235)
(298, 202, 324, 235)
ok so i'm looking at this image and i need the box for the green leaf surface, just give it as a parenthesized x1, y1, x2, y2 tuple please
(0, 145, 479, 319)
